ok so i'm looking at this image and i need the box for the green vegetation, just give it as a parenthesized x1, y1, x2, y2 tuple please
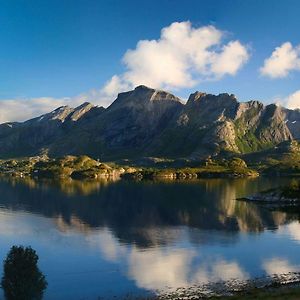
(235, 130, 274, 153)
(0, 157, 38, 177)
(34, 155, 118, 179)
(0, 155, 124, 179)
(2, 141, 300, 180)
(1, 246, 47, 300)
(233, 105, 275, 153)
(241, 140, 300, 176)
(0, 155, 259, 180)
(122, 157, 259, 180)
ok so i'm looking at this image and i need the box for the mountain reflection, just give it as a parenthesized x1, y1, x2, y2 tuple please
(0, 177, 297, 248)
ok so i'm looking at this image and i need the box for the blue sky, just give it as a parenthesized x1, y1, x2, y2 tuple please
(0, 0, 300, 122)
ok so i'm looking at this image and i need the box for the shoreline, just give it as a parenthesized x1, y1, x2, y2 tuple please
(130, 272, 300, 299)
(2, 154, 300, 181)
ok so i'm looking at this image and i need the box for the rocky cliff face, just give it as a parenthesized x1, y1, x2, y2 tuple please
(0, 85, 299, 160)
(282, 108, 300, 139)
(101, 85, 183, 149)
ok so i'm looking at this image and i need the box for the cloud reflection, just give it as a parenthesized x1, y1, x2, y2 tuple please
(85, 228, 248, 292)
(263, 257, 298, 275)
(128, 248, 194, 289)
(279, 222, 300, 243)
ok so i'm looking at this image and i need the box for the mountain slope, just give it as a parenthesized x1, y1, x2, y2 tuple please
(0, 85, 299, 160)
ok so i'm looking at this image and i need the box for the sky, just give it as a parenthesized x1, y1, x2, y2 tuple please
(0, 0, 300, 122)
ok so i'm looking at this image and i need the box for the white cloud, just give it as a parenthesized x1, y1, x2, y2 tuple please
(0, 97, 72, 124)
(260, 42, 300, 78)
(103, 21, 249, 100)
(275, 90, 300, 109)
(285, 90, 300, 109)
(0, 21, 249, 124)
(211, 41, 249, 77)
(0, 88, 116, 124)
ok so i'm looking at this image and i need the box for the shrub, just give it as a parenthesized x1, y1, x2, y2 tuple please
(229, 157, 248, 168)
(1, 246, 47, 300)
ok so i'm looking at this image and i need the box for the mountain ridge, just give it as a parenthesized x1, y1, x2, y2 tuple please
(0, 85, 299, 160)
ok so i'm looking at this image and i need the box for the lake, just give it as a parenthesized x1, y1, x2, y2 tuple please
(0, 177, 299, 299)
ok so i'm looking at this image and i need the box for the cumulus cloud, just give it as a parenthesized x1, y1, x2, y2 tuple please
(210, 41, 249, 77)
(275, 90, 300, 109)
(103, 21, 249, 100)
(260, 42, 300, 78)
(0, 21, 249, 123)
(284, 90, 300, 109)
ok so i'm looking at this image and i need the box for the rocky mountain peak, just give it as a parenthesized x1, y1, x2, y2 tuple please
(131, 85, 182, 103)
(70, 102, 94, 121)
(108, 85, 182, 111)
(185, 92, 239, 124)
(186, 91, 207, 104)
(187, 92, 237, 106)
(234, 100, 264, 120)
(25, 102, 95, 125)
(39, 105, 74, 122)
(134, 85, 154, 92)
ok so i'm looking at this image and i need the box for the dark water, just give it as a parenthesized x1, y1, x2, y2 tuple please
(0, 177, 299, 299)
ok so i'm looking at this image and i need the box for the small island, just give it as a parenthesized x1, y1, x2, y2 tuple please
(0, 155, 259, 181)
(239, 180, 300, 205)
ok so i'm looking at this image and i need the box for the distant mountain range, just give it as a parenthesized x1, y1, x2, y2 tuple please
(0, 85, 299, 160)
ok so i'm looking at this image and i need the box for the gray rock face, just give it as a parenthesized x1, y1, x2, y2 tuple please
(282, 108, 300, 139)
(0, 85, 299, 160)
(185, 92, 238, 124)
(258, 104, 292, 144)
(101, 85, 183, 149)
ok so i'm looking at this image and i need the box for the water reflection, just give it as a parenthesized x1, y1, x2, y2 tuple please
(127, 247, 249, 290)
(0, 177, 299, 299)
(0, 177, 296, 242)
(263, 257, 299, 275)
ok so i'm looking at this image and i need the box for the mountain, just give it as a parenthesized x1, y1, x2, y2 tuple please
(0, 85, 299, 160)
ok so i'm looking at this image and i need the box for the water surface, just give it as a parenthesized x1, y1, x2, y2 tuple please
(0, 177, 299, 299)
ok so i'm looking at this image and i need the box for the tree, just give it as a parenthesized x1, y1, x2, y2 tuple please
(1, 246, 47, 300)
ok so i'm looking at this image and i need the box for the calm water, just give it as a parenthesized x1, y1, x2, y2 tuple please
(0, 177, 299, 299)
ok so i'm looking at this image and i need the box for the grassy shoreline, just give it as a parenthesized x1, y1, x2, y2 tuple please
(0, 155, 261, 180)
